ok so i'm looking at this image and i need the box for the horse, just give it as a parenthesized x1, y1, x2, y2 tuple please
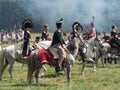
(27, 34, 85, 85)
(79, 36, 109, 75)
(0, 42, 48, 81)
(0, 45, 28, 80)
(97, 36, 119, 64)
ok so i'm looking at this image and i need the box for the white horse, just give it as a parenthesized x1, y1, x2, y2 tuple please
(96, 37, 119, 64)
(80, 36, 109, 75)
(0, 45, 28, 80)
(0, 41, 49, 81)
(27, 34, 85, 85)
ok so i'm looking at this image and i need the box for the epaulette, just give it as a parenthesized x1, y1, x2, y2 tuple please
(43, 31, 46, 34)
(112, 29, 116, 32)
(26, 30, 30, 34)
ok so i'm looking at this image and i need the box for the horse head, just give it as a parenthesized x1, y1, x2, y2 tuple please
(67, 34, 85, 57)
(94, 36, 104, 48)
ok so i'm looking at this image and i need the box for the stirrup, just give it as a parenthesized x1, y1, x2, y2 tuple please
(21, 56, 28, 59)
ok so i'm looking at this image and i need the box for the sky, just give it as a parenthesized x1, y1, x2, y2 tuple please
(19, 0, 120, 32)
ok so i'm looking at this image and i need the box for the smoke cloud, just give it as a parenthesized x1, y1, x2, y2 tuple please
(19, 0, 120, 32)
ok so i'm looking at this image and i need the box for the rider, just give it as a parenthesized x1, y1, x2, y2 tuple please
(110, 25, 120, 47)
(21, 19, 34, 59)
(51, 18, 66, 72)
(88, 27, 96, 39)
(41, 24, 51, 41)
(72, 22, 87, 58)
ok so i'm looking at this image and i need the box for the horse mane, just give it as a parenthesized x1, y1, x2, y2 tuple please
(87, 37, 96, 43)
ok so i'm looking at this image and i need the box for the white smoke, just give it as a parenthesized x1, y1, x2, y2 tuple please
(19, 0, 120, 32)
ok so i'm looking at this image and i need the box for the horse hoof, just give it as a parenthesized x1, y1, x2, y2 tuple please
(81, 72, 85, 75)
(92, 69, 96, 73)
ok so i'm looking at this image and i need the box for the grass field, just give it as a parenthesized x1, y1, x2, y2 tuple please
(0, 33, 120, 90)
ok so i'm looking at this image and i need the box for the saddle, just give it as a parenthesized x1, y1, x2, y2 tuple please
(49, 47, 66, 59)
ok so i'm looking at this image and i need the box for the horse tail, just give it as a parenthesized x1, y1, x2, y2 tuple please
(27, 52, 36, 84)
(0, 49, 5, 80)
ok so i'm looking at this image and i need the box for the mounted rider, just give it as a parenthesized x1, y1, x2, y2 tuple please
(110, 25, 120, 47)
(21, 19, 34, 59)
(88, 27, 96, 39)
(71, 22, 86, 58)
(51, 18, 66, 72)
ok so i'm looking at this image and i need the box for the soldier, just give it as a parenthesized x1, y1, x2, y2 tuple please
(41, 24, 51, 41)
(21, 19, 34, 59)
(110, 25, 120, 46)
(88, 27, 96, 39)
(51, 18, 66, 72)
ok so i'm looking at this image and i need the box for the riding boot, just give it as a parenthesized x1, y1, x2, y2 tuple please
(55, 66, 61, 72)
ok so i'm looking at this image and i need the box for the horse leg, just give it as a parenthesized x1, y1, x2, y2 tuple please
(92, 62, 96, 73)
(108, 57, 111, 64)
(0, 56, 4, 81)
(40, 65, 46, 77)
(114, 56, 117, 64)
(8, 62, 14, 80)
(66, 64, 71, 84)
(27, 60, 35, 84)
(95, 58, 98, 68)
(104, 57, 107, 64)
(101, 56, 105, 68)
(35, 65, 42, 86)
(81, 61, 86, 75)
(110, 57, 112, 64)
(0, 61, 9, 80)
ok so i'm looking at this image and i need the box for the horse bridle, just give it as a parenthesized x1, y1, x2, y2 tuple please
(95, 37, 104, 48)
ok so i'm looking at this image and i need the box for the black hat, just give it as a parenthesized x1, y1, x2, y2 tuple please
(72, 21, 83, 31)
(22, 19, 34, 30)
(56, 18, 63, 28)
(36, 36, 40, 40)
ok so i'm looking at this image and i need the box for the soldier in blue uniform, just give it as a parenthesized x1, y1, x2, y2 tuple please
(21, 19, 34, 59)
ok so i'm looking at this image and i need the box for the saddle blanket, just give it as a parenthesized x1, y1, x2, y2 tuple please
(37, 48, 54, 64)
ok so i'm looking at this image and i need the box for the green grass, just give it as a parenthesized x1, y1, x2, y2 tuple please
(0, 61, 120, 90)
(0, 33, 120, 90)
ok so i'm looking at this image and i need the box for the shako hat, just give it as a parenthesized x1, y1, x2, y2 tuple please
(56, 18, 63, 28)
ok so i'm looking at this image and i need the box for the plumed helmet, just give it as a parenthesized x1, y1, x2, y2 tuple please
(56, 18, 63, 28)
(72, 21, 83, 32)
(22, 19, 34, 30)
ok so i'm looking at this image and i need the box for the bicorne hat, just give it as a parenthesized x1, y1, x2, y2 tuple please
(22, 19, 34, 30)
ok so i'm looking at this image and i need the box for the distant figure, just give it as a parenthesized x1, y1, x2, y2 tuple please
(35, 36, 40, 43)
(88, 27, 96, 39)
(21, 19, 34, 59)
(41, 24, 51, 41)
(110, 25, 120, 47)
(102, 32, 110, 42)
